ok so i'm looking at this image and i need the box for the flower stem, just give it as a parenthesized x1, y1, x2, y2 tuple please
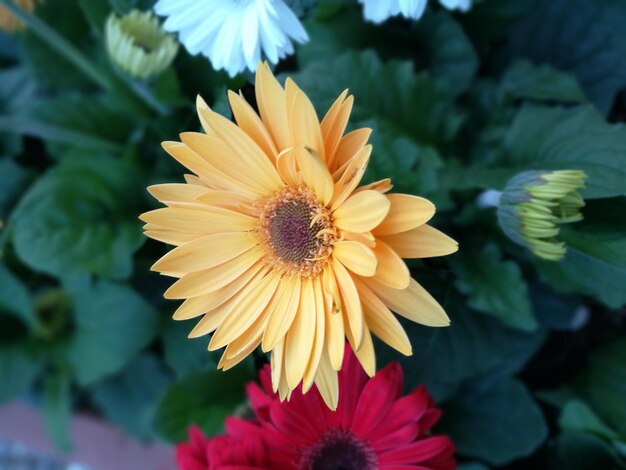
(0, 0, 168, 115)
(0, 0, 114, 90)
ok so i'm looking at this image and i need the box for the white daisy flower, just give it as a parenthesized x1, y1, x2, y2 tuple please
(154, 0, 308, 77)
(359, 0, 472, 24)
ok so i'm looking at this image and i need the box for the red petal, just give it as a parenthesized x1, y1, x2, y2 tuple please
(351, 362, 403, 438)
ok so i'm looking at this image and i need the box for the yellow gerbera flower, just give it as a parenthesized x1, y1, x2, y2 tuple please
(141, 63, 458, 409)
(0, 0, 36, 33)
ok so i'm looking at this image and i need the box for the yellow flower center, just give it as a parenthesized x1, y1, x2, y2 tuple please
(256, 186, 337, 278)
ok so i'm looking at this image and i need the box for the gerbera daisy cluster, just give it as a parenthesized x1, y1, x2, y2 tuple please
(141, 64, 458, 409)
(177, 348, 456, 470)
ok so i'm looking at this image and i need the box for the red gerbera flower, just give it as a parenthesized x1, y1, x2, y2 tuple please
(177, 347, 455, 470)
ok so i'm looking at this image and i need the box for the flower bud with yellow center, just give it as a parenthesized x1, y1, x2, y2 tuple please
(105, 9, 178, 80)
(498, 170, 587, 261)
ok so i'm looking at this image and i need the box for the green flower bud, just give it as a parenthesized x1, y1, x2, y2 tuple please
(498, 170, 587, 261)
(105, 9, 178, 80)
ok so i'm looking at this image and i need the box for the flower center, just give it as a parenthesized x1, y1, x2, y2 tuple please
(257, 186, 336, 277)
(298, 429, 377, 470)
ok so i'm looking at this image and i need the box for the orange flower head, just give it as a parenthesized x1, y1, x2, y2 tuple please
(141, 63, 458, 409)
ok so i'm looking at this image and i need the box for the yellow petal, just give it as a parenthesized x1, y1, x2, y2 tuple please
(355, 178, 393, 194)
(143, 229, 198, 246)
(193, 190, 254, 214)
(187, 268, 268, 338)
(194, 100, 283, 192)
(218, 332, 261, 371)
(320, 90, 348, 139)
(314, 349, 339, 411)
(342, 231, 376, 248)
(324, 282, 345, 371)
(151, 233, 255, 273)
(208, 273, 280, 350)
(261, 276, 301, 352)
(302, 278, 326, 393)
(286, 79, 325, 160)
(162, 141, 251, 195)
(270, 336, 285, 393)
(140, 206, 255, 234)
(183, 174, 206, 186)
(173, 262, 263, 320)
(372, 240, 410, 289)
(332, 258, 363, 348)
(333, 190, 390, 233)
(323, 264, 342, 315)
(181, 132, 277, 196)
(362, 276, 451, 327)
(256, 62, 291, 150)
(296, 146, 334, 206)
(352, 321, 376, 377)
(284, 278, 316, 390)
(330, 145, 371, 210)
(321, 92, 353, 167)
(332, 128, 372, 173)
(380, 224, 459, 258)
(373, 194, 436, 236)
(355, 278, 412, 356)
(333, 240, 377, 277)
(276, 147, 300, 186)
(164, 247, 264, 299)
(228, 90, 278, 159)
(147, 183, 210, 205)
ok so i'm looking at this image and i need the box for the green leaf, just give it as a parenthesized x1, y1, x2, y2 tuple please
(292, 50, 458, 147)
(379, 297, 547, 401)
(452, 244, 537, 331)
(284, 0, 317, 16)
(536, 198, 626, 308)
(153, 360, 256, 443)
(0, 345, 42, 404)
(78, 0, 110, 33)
(20, 0, 96, 90)
(43, 370, 72, 451)
(65, 280, 160, 385)
(529, 283, 582, 331)
(108, 0, 156, 14)
(162, 321, 217, 379)
(0, 158, 34, 219)
(498, 59, 586, 105)
(503, 105, 626, 199)
(414, 11, 478, 97)
(0, 67, 36, 115)
(90, 353, 172, 439)
(0, 265, 34, 328)
(560, 399, 622, 442)
(439, 378, 548, 466)
(561, 198, 626, 270)
(553, 433, 626, 470)
(0, 67, 36, 154)
(27, 95, 138, 158)
(10, 154, 145, 280)
(507, 0, 626, 114)
(362, 120, 445, 203)
(297, 9, 389, 69)
(575, 337, 626, 439)
(291, 50, 458, 200)
(0, 115, 125, 154)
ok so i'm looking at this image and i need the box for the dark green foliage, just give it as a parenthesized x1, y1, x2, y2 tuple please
(0, 0, 625, 467)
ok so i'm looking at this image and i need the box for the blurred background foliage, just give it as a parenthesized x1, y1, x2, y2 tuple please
(1, 0, 625, 468)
